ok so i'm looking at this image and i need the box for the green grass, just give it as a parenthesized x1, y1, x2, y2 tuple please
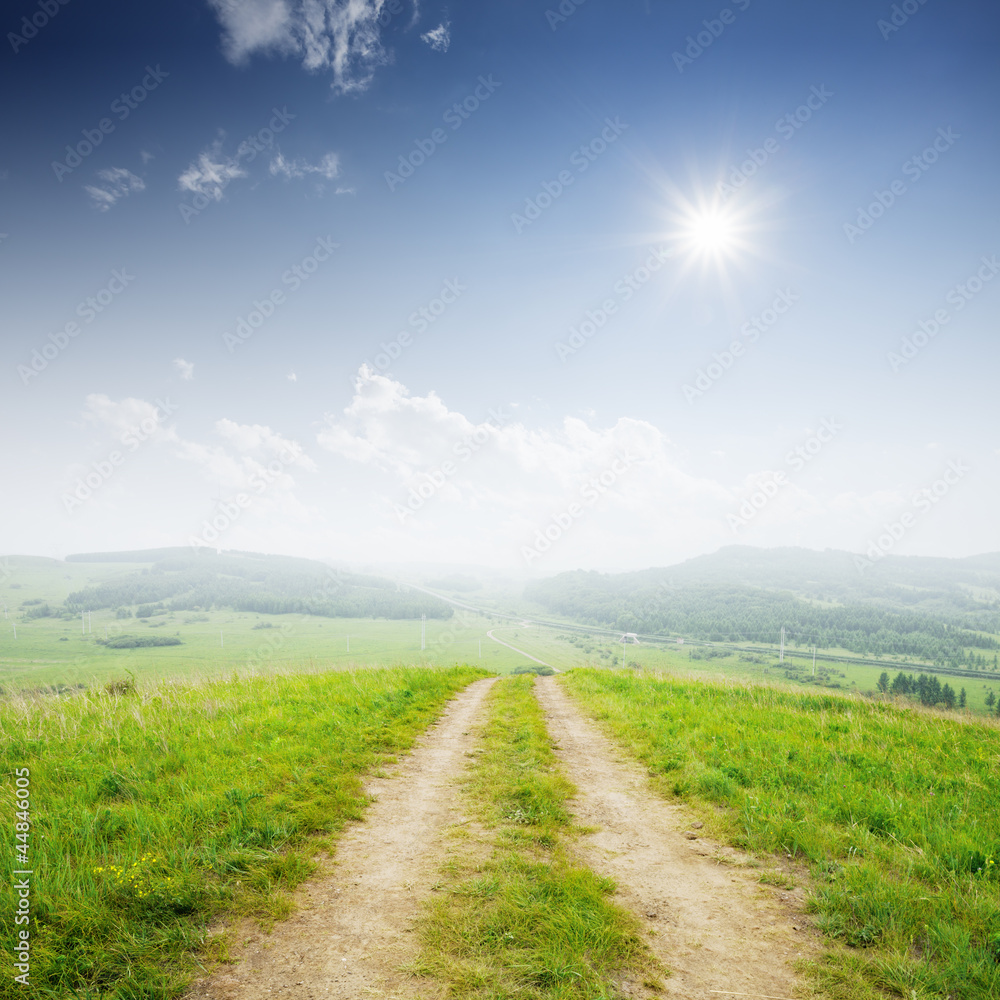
(6, 556, 999, 714)
(414, 675, 665, 998)
(559, 668, 1000, 1000)
(0, 607, 539, 691)
(0, 665, 486, 999)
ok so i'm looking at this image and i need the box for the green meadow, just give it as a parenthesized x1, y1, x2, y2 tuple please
(0, 665, 486, 998)
(559, 668, 1000, 1000)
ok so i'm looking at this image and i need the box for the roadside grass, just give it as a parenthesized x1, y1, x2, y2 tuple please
(560, 668, 1000, 1000)
(414, 675, 666, 998)
(0, 665, 486, 999)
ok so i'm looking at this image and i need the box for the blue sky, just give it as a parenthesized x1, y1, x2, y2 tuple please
(2, 0, 998, 573)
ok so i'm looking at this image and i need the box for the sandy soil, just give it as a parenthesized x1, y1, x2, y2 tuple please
(184, 676, 496, 1000)
(535, 677, 821, 1000)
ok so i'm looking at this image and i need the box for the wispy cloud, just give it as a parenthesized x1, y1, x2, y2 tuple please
(85, 167, 146, 212)
(208, 0, 396, 94)
(177, 139, 248, 200)
(269, 150, 340, 180)
(174, 357, 195, 380)
(82, 394, 179, 444)
(420, 19, 450, 52)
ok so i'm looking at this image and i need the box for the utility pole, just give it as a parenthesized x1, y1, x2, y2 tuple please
(779, 626, 785, 664)
(421, 613, 426, 651)
(82, 611, 85, 635)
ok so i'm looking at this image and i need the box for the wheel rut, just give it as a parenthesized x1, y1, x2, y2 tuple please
(186, 676, 496, 1000)
(535, 676, 820, 1000)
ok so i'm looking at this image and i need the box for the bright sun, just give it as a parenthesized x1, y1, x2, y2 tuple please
(686, 210, 737, 254)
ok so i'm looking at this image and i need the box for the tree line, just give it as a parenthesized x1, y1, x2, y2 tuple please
(59, 551, 452, 621)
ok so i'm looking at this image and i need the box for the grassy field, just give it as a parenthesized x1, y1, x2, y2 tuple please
(0, 607, 537, 691)
(5, 555, 1000, 715)
(414, 675, 665, 997)
(480, 624, 1000, 716)
(559, 668, 1000, 1000)
(0, 665, 486, 998)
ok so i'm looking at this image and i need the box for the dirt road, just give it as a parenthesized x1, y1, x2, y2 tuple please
(186, 676, 496, 1000)
(535, 677, 818, 1000)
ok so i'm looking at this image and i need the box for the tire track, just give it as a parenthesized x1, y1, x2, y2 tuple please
(535, 677, 819, 1000)
(186, 676, 496, 1000)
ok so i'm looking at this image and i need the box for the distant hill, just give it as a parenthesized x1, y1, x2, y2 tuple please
(42, 548, 453, 621)
(525, 546, 1000, 669)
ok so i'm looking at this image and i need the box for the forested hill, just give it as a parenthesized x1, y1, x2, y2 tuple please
(525, 547, 1000, 668)
(60, 549, 452, 620)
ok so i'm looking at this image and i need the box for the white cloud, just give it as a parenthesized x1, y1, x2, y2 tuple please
(85, 168, 145, 212)
(420, 19, 450, 52)
(177, 140, 248, 200)
(315, 368, 742, 567)
(81, 394, 180, 447)
(287, 372, 298, 381)
(215, 418, 317, 471)
(174, 357, 195, 380)
(208, 0, 395, 94)
(269, 150, 340, 180)
(57, 379, 982, 570)
(80, 394, 314, 490)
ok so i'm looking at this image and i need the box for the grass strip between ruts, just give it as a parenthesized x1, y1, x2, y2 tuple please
(413, 674, 667, 999)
